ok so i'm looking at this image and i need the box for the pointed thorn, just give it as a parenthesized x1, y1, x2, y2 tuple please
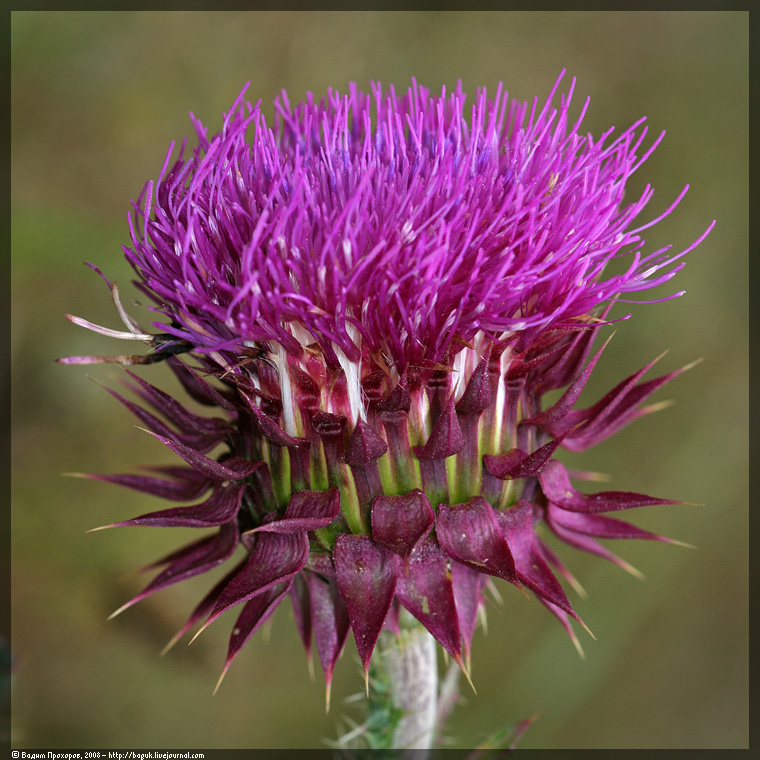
(569, 629, 585, 659)
(213, 666, 229, 695)
(86, 524, 115, 533)
(682, 357, 704, 371)
(325, 681, 332, 714)
(646, 400, 675, 413)
(479, 605, 488, 635)
(565, 574, 588, 599)
(160, 632, 184, 657)
(665, 538, 698, 550)
(364, 666, 370, 698)
(620, 560, 646, 581)
(578, 618, 596, 641)
(188, 621, 211, 645)
(459, 659, 477, 694)
(486, 580, 503, 606)
(107, 600, 135, 620)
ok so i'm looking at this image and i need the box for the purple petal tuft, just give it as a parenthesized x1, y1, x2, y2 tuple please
(484, 427, 573, 481)
(247, 397, 307, 447)
(522, 335, 611, 428)
(395, 536, 463, 663)
(451, 562, 487, 665)
(205, 532, 309, 625)
(306, 565, 351, 692)
(539, 460, 679, 513)
(548, 504, 672, 542)
(334, 534, 399, 676)
(108, 483, 244, 528)
(79, 468, 210, 501)
(218, 580, 292, 685)
(436, 497, 517, 584)
(117, 523, 238, 614)
(253, 488, 341, 534)
(145, 430, 262, 481)
(455, 352, 492, 415)
(495, 500, 577, 617)
(371, 489, 435, 556)
(289, 574, 312, 659)
(163, 561, 246, 652)
(342, 419, 388, 465)
(413, 397, 465, 460)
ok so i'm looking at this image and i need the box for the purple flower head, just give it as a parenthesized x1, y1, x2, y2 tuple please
(124, 72, 708, 370)
(62, 73, 712, 694)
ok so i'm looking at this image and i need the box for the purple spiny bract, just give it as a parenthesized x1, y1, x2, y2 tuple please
(61, 72, 713, 696)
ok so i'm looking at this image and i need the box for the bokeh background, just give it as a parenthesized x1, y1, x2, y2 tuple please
(10, 10, 748, 750)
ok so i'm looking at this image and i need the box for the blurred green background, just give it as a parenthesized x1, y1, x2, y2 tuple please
(10, 10, 747, 750)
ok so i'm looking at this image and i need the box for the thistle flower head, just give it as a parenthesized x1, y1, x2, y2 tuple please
(125, 73, 701, 370)
(63, 73, 712, 694)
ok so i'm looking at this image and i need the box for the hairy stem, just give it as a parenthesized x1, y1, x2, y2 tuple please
(366, 611, 439, 751)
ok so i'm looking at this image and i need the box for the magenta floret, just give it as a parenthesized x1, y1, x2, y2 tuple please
(124, 73, 710, 368)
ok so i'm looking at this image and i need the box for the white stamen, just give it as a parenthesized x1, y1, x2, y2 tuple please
(290, 321, 315, 348)
(452, 348, 469, 401)
(272, 342, 297, 437)
(110, 283, 145, 335)
(400, 220, 416, 243)
(494, 344, 512, 443)
(65, 314, 154, 342)
(333, 334, 364, 424)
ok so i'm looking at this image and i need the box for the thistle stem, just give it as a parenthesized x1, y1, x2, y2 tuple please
(366, 611, 439, 751)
